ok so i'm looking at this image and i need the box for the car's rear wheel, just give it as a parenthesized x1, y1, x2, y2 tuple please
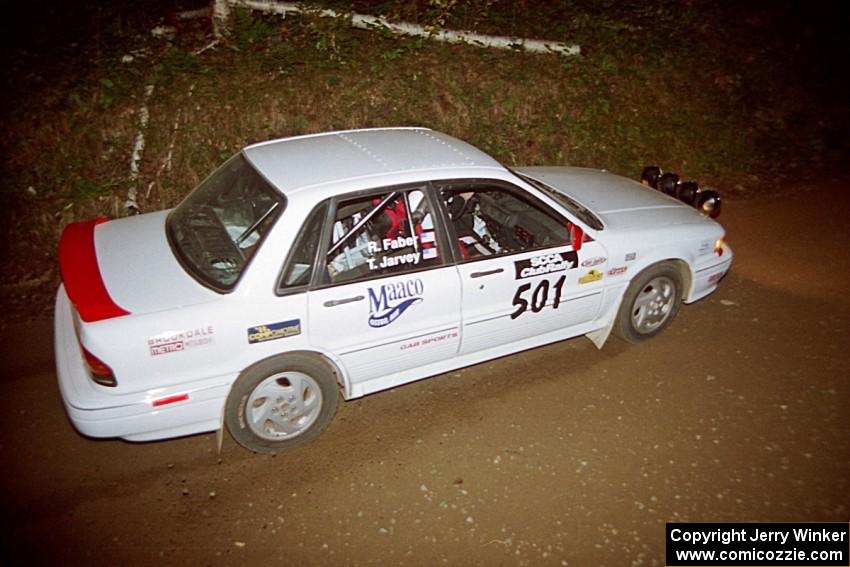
(225, 354, 338, 453)
(614, 263, 683, 343)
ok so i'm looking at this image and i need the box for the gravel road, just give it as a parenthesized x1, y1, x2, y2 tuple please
(1, 180, 847, 566)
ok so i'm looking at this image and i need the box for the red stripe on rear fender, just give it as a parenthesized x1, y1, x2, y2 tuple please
(58, 218, 131, 322)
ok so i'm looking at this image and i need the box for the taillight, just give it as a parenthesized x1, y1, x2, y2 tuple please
(715, 238, 725, 256)
(81, 345, 117, 387)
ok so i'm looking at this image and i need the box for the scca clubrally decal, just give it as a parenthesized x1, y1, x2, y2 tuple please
(514, 251, 578, 279)
(247, 319, 301, 344)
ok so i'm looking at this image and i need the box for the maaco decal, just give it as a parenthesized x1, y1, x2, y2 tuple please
(514, 251, 578, 279)
(247, 319, 301, 344)
(368, 278, 424, 328)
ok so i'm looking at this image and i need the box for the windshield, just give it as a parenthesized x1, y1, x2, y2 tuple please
(512, 170, 604, 231)
(167, 153, 285, 291)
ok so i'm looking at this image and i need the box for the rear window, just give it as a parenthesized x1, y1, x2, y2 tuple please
(167, 153, 284, 292)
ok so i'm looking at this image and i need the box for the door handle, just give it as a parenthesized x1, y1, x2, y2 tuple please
(323, 295, 365, 307)
(470, 268, 504, 278)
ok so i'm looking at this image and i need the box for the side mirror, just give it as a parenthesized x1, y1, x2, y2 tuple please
(569, 222, 584, 251)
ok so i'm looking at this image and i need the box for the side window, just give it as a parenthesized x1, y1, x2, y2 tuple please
(323, 187, 442, 284)
(278, 202, 328, 291)
(440, 185, 569, 260)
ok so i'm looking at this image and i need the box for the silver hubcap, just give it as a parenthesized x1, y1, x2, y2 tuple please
(246, 371, 323, 441)
(631, 276, 676, 334)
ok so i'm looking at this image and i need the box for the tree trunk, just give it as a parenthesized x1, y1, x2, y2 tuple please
(212, 0, 231, 39)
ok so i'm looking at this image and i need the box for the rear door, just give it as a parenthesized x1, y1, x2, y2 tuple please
(435, 180, 605, 356)
(305, 185, 461, 386)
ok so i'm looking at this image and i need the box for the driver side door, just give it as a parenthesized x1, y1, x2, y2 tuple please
(436, 180, 605, 356)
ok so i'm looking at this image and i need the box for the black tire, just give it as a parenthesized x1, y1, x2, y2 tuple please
(614, 263, 683, 344)
(225, 354, 339, 453)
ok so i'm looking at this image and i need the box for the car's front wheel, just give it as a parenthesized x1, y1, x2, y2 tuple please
(225, 354, 339, 453)
(614, 262, 683, 343)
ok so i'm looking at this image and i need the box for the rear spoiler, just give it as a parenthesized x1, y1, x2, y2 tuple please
(58, 218, 131, 322)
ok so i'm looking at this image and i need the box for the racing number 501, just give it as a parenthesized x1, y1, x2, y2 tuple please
(511, 274, 567, 319)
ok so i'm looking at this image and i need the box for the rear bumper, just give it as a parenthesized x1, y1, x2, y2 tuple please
(54, 285, 231, 442)
(686, 243, 734, 303)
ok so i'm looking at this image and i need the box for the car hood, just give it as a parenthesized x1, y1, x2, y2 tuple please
(59, 211, 218, 321)
(517, 166, 715, 231)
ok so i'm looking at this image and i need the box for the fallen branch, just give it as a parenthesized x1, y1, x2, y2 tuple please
(126, 84, 155, 214)
(228, 0, 580, 55)
(145, 110, 181, 200)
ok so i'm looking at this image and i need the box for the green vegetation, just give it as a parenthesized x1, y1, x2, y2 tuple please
(0, 0, 842, 310)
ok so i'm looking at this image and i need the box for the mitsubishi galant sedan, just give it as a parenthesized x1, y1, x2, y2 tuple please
(55, 128, 732, 453)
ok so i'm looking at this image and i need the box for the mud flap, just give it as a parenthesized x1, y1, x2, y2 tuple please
(585, 326, 611, 349)
(584, 295, 623, 349)
(215, 401, 225, 454)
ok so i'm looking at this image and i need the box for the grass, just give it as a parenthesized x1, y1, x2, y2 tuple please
(0, 0, 843, 315)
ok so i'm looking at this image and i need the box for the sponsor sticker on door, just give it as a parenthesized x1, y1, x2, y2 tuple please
(367, 278, 425, 328)
(514, 251, 578, 279)
(247, 319, 301, 344)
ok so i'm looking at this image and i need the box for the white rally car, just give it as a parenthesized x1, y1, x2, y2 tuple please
(55, 128, 732, 453)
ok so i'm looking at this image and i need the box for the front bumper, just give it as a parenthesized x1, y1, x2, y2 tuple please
(687, 242, 734, 303)
(54, 285, 231, 442)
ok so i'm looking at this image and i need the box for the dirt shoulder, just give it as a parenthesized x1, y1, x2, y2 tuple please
(1, 177, 848, 566)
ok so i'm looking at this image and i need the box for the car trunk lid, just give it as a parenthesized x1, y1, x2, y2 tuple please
(59, 211, 218, 321)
